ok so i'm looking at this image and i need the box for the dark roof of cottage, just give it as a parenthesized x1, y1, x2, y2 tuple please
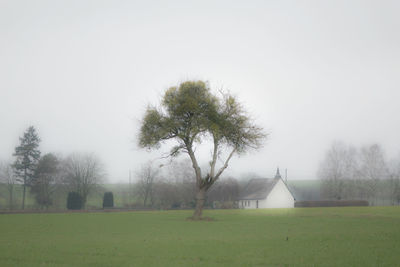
(238, 178, 280, 200)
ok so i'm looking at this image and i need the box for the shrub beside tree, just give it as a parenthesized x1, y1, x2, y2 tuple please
(103, 192, 114, 208)
(67, 192, 83, 210)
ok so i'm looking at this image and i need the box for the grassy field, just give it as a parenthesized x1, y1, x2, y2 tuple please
(1, 207, 400, 266)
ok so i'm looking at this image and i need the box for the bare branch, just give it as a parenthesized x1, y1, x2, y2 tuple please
(213, 148, 236, 183)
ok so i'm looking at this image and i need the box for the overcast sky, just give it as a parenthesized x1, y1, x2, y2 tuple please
(1, 0, 399, 182)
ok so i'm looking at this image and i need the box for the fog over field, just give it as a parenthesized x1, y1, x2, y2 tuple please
(1, 0, 399, 182)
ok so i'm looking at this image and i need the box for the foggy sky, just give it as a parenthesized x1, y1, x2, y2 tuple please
(1, 0, 399, 182)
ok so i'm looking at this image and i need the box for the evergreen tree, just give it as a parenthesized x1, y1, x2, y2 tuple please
(12, 126, 41, 209)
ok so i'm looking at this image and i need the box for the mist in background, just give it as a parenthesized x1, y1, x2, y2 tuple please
(1, 0, 399, 182)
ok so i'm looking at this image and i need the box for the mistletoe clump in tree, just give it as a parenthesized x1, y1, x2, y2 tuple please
(139, 81, 266, 219)
(13, 126, 41, 209)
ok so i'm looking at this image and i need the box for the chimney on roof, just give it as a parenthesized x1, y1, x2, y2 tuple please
(285, 168, 288, 184)
(275, 167, 282, 179)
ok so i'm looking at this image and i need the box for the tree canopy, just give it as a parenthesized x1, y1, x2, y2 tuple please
(31, 153, 60, 208)
(139, 80, 266, 219)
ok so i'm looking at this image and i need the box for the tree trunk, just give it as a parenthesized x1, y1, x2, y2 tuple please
(22, 183, 26, 210)
(22, 169, 27, 210)
(192, 188, 206, 220)
(143, 192, 148, 207)
(9, 186, 13, 210)
(82, 195, 87, 209)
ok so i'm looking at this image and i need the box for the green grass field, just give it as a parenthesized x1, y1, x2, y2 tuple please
(1, 207, 400, 266)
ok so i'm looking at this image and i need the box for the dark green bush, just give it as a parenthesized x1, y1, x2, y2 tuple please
(67, 192, 83, 210)
(103, 192, 114, 208)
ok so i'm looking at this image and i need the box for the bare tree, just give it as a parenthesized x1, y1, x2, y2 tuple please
(357, 144, 388, 205)
(207, 177, 239, 208)
(0, 161, 18, 210)
(388, 155, 400, 205)
(62, 153, 105, 208)
(165, 159, 196, 207)
(134, 161, 160, 207)
(153, 180, 179, 209)
(318, 142, 358, 200)
(147, 159, 198, 209)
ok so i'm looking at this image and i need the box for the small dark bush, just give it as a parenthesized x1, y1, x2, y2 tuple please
(67, 192, 83, 210)
(171, 202, 181, 209)
(295, 200, 369, 207)
(103, 192, 114, 208)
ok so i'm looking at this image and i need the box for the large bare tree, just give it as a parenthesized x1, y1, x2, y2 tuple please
(388, 156, 400, 205)
(358, 144, 388, 205)
(318, 142, 358, 200)
(139, 80, 266, 219)
(62, 153, 105, 208)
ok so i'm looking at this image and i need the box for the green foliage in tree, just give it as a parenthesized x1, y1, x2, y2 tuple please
(31, 153, 59, 208)
(139, 80, 266, 219)
(103, 192, 114, 208)
(67, 192, 83, 210)
(12, 126, 41, 209)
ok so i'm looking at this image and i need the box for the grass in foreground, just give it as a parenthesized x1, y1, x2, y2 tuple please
(1, 207, 400, 266)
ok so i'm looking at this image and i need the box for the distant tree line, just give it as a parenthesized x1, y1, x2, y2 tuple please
(0, 126, 105, 210)
(4, 128, 400, 211)
(131, 160, 240, 209)
(318, 142, 400, 205)
(0, 126, 239, 211)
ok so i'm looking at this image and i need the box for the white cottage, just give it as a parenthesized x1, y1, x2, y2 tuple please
(239, 168, 295, 209)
